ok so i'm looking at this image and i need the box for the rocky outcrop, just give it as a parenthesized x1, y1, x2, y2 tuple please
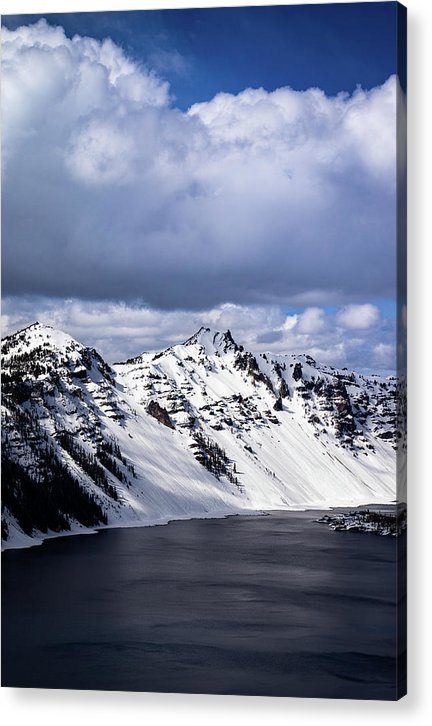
(332, 379, 356, 440)
(279, 378, 290, 398)
(147, 400, 174, 429)
(273, 396, 283, 411)
(234, 351, 274, 393)
(292, 362, 303, 381)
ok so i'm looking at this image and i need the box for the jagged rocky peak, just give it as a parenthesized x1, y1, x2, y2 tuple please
(183, 325, 210, 345)
(120, 326, 243, 366)
(183, 326, 243, 354)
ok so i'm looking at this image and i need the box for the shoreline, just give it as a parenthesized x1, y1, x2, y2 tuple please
(1, 499, 402, 554)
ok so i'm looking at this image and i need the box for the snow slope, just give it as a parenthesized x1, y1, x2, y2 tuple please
(2, 323, 401, 549)
(117, 327, 398, 509)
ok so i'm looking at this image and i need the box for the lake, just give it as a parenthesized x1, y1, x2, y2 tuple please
(1, 510, 406, 699)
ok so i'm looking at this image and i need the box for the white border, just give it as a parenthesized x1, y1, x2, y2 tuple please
(1, 0, 432, 724)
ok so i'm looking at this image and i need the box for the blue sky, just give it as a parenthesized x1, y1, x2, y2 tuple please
(2, 3, 400, 109)
(1, 4, 403, 371)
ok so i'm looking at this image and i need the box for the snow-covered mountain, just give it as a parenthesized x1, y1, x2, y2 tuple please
(2, 322, 400, 549)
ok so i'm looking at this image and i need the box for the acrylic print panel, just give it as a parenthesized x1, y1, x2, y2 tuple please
(1, 1, 407, 700)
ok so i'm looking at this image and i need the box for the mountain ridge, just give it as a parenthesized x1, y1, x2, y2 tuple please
(1, 322, 399, 549)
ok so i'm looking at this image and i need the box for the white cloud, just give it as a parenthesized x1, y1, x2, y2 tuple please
(336, 304, 380, 330)
(2, 20, 398, 309)
(372, 342, 395, 368)
(1, 21, 169, 163)
(296, 307, 326, 334)
(2, 296, 396, 373)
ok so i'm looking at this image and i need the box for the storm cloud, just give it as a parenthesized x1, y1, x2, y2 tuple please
(2, 20, 397, 310)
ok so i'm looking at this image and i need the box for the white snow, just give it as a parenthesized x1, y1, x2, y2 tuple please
(2, 323, 401, 550)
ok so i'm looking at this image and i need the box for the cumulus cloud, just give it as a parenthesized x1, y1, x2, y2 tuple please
(296, 307, 327, 334)
(336, 304, 380, 329)
(2, 20, 398, 310)
(1, 296, 396, 373)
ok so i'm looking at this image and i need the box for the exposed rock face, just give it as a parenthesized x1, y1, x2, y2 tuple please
(292, 362, 303, 381)
(332, 379, 356, 440)
(313, 377, 324, 395)
(147, 400, 174, 429)
(377, 430, 394, 440)
(279, 378, 290, 399)
(273, 396, 283, 411)
(234, 351, 274, 393)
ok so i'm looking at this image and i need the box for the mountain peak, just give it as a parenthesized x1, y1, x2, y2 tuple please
(2, 320, 52, 339)
(183, 326, 242, 353)
(183, 326, 210, 345)
(30, 320, 51, 329)
(2, 320, 82, 359)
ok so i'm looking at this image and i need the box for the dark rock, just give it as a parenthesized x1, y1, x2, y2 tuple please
(279, 378, 290, 398)
(222, 329, 241, 353)
(313, 377, 324, 395)
(147, 400, 174, 429)
(377, 430, 393, 440)
(71, 368, 88, 380)
(292, 362, 303, 381)
(234, 352, 274, 393)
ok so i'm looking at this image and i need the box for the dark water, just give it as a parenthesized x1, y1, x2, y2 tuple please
(1, 511, 406, 699)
